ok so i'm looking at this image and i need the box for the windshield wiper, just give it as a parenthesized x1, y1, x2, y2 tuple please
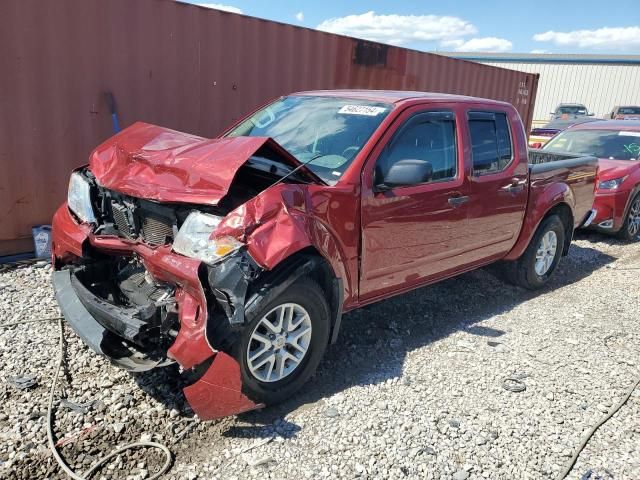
(268, 153, 328, 188)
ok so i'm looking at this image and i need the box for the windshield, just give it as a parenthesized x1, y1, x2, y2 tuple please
(557, 105, 587, 115)
(226, 96, 391, 183)
(544, 129, 640, 160)
(618, 107, 640, 115)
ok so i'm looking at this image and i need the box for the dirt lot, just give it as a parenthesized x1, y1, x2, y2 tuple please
(1, 230, 638, 480)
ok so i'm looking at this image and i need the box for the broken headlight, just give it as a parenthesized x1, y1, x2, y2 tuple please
(172, 211, 243, 265)
(67, 172, 96, 223)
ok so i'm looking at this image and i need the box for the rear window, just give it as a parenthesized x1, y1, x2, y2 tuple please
(618, 107, 640, 115)
(557, 106, 587, 115)
(468, 112, 513, 175)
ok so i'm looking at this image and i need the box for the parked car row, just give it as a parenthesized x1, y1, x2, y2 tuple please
(530, 103, 640, 148)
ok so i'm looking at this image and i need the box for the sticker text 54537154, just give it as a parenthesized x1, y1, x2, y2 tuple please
(338, 105, 387, 116)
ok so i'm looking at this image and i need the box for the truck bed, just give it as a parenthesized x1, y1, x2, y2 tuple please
(528, 149, 598, 225)
(528, 149, 597, 172)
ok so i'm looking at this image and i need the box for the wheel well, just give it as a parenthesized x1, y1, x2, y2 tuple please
(544, 203, 573, 255)
(249, 247, 343, 343)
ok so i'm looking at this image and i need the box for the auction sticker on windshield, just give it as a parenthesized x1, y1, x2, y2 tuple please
(619, 131, 640, 137)
(338, 105, 387, 116)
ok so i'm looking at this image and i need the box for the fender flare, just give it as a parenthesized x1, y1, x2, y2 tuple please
(504, 183, 575, 261)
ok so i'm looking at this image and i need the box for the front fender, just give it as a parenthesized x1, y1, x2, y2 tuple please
(215, 184, 353, 302)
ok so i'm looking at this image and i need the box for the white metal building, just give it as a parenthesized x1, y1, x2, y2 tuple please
(441, 53, 640, 125)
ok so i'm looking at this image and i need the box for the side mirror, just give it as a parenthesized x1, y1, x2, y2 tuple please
(530, 142, 543, 149)
(588, 112, 595, 116)
(378, 159, 433, 189)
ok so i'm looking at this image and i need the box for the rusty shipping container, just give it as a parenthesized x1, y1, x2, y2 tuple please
(0, 0, 539, 256)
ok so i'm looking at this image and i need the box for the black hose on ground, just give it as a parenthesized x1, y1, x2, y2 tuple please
(1, 316, 173, 479)
(556, 376, 640, 479)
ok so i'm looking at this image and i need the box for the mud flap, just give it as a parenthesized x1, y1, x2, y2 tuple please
(183, 352, 263, 420)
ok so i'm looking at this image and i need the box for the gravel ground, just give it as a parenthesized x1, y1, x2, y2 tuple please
(1, 231, 638, 480)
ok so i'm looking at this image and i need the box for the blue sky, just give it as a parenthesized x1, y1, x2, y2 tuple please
(187, 1, 640, 54)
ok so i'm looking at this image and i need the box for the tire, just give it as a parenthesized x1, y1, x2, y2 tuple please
(234, 277, 330, 405)
(505, 214, 565, 290)
(617, 193, 640, 241)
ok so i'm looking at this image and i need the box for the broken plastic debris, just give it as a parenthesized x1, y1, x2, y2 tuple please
(60, 399, 95, 414)
(8, 374, 37, 390)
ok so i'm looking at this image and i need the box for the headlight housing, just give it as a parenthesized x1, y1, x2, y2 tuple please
(172, 211, 243, 264)
(67, 172, 96, 223)
(598, 176, 627, 190)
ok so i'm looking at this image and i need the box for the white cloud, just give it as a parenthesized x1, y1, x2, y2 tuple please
(530, 49, 548, 54)
(194, 3, 243, 14)
(533, 26, 640, 50)
(317, 11, 477, 46)
(296, 11, 304, 22)
(443, 37, 513, 52)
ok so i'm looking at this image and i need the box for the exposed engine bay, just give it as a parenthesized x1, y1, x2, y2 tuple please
(73, 258, 176, 347)
(82, 155, 301, 245)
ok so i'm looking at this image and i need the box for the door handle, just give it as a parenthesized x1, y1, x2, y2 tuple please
(448, 195, 469, 207)
(501, 178, 526, 193)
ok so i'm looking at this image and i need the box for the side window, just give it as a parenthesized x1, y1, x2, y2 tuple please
(376, 111, 457, 186)
(468, 111, 512, 175)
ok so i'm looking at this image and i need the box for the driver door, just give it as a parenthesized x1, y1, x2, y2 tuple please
(359, 106, 471, 301)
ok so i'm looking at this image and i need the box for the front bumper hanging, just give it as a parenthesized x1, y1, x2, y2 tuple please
(52, 269, 169, 372)
(51, 204, 262, 420)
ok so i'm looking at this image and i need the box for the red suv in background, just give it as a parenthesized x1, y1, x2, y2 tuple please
(543, 120, 640, 240)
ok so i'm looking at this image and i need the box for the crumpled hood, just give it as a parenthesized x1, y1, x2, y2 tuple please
(597, 158, 640, 181)
(89, 122, 322, 205)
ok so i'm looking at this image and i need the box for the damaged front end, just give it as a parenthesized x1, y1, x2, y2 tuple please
(52, 122, 346, 420)
(52, 196, 265, 418)
(51, 125, 316, 419)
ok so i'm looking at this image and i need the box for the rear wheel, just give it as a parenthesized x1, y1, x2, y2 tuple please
(617, 193, 640, 241)
(235, 277, 330, 405)
(505, 214, 565, 290)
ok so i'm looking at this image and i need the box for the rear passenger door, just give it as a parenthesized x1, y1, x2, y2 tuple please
(465, 110, 528, 260)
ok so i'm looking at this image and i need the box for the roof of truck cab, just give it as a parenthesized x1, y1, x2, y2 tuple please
(292, 89, 512, 107)
(569, 120, 640, 131)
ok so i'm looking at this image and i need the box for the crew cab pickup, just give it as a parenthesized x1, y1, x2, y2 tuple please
(52, 91, 597, 419)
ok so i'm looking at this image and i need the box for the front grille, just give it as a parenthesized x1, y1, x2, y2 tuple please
(141, 214, 173, 246)
(102, 192, 176, 246)
(111, 202, 136, 239)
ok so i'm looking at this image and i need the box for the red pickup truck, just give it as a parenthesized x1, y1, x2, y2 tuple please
(52, 91, 597, 419)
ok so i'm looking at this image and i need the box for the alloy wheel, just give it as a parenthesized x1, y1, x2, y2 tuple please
(628, 198, 640, 238)
(535, 230, 558, 276)
(246, 303, 313, 383)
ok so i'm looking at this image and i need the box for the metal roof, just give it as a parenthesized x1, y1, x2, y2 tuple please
(438, 52, 640, 65)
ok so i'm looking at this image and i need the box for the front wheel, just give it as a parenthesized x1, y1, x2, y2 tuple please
(505, 214, 566, 290)
(617, 193, 640, 241)
(235, 277, 330, 405)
